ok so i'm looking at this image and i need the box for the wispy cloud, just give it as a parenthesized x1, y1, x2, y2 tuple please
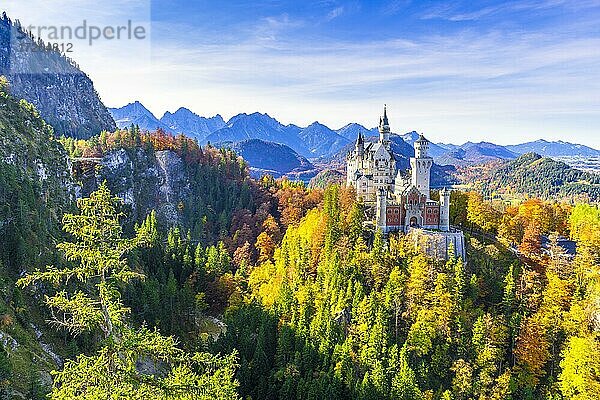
(132, 17, 600, 145)
(421, 0, 600, 21)
(326, 6, 344, 21)
(253, 13, 304, 42)
(8, 0, 598, 147)
(381, 0, 411, 16)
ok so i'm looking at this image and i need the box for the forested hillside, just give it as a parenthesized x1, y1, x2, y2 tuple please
(2, 76, 600, 399)
(455, 152, 600, 202)
(0, 77, 73, 271)
(204, 186, 600, 400)
(0, 77, 76, 397)
(61, 128, 277, 251)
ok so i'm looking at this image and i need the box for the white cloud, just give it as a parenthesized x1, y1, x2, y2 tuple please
(326, 6, 344, 21)
(420, 0, 600, 21)
(117, 23, 600, 146)
(3, 1, 600, 147)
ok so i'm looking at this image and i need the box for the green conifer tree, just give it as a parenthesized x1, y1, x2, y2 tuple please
(18, 183, 238, 399)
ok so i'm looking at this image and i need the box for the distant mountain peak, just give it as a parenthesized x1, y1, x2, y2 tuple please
(305, 121, 330, 129)
(506, 139, 600, 157)
(108, 103, 600, 161)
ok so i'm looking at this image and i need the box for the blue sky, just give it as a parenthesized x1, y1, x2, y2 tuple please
(4, 0, 600, 147)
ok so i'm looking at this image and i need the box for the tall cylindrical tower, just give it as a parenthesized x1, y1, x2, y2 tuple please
(410, 134, 432, 199)
(378, 105, 390, 149)
(376, 188, 387, 232)
(414, 134, 429, 158)
(440, 188, 450, 232)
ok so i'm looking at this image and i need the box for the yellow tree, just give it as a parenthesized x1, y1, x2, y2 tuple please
(559, 336, 600, 399)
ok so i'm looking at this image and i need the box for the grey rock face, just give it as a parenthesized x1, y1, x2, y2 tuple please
(155, 150, 190, 225)
(82, 148, 191, 227)
(0, 15, 116, 138)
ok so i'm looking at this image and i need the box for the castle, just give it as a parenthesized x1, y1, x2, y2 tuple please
(346, 106, 465, 260)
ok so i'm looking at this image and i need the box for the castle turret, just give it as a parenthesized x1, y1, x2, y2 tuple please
(376, 188, 387, 232)
(378, 105, 390, 149)
(347, 131, 365, 187)
(410, 134, 433, 199)
(440, 188, 450, 232)
(415, 134, 429, 158)
(356, 130, 364, 158)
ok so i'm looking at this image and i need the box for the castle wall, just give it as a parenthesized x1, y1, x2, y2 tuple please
(424, 204, 440, 226)
(386, 205, 403, 227)
(408, 228, 466, 261)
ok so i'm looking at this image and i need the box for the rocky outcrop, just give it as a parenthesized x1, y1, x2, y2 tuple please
(80, 148, 191, 227)
(0, 83, 75, 271)
(0, 14, 116, 138)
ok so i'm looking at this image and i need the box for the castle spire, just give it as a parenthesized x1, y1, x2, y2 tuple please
(355, 129, 364, 158)
(379, 104, 390, 148)
(356, 130, 364, 145)
(382, 104, 389, 126)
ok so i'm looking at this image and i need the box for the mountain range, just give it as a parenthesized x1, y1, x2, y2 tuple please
(458, 152, 600, 201)
(109, 103, 353, 158)
(436, 142, 519, 167)
(109, 101, 600, 169)
(226, 139, 316, 179)
(399, 131, 449, 158)
(109, 101, 225, 143)
(506, 139, 600, 157)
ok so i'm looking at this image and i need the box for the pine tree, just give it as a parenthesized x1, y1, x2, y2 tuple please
(18, 183, 238, 399)
(391, 346, 423, 400)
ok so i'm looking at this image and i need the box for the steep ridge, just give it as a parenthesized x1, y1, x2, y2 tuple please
(0, 78, 75, 397)
(226, 139, 315, 178)
(205, 112, 309, 155)
(160, 107, 225, 141)
(109, 101, 169, 132)
(297, 121, 350, 157)
(507, 139, 600, 157)
(437, 142, 517, 166)
(0, 14, 115, 138)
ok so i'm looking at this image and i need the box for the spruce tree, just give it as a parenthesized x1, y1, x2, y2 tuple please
(18, 183, 238, 399)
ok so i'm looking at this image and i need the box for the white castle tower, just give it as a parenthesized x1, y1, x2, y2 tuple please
(376, 187, 387, 231)
(439, 187, 450, 232)
(378, 105, 391, 150)
(410, 134, 433, 199)
(345, 105, 465, 260)
(346, 106, 396, 202)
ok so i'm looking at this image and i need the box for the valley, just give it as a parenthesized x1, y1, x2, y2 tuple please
(1, 5, 600, 400)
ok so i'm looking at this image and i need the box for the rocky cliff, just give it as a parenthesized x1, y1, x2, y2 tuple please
(68, 134, 266, 245)
(0, 77, 75, 398)
(0, 77, 74, 270)
(0, 14, 116, 138)
(79, 147, 192, 227)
